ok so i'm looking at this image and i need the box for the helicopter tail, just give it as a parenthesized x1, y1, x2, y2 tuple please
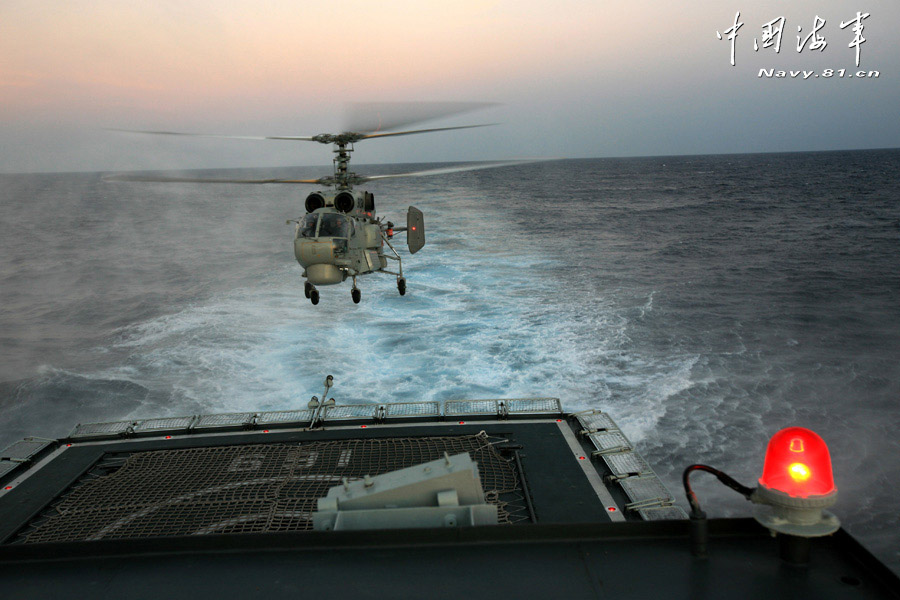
(407, 207, 425, 254)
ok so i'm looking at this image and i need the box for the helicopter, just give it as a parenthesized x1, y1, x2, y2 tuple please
(106, 103, 528, 305)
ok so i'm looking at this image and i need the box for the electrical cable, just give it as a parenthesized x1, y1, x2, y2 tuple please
(682, 464, 755, 515)
(682, 464, 756, 558)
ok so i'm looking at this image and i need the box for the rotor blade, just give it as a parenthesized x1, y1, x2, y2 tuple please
(359, 123, 495, 140)
(103, 173, 322, 184)
(345, 101, 499, 135)
(106, 128, 317, 142)
(360, 159, 541, 182)
(107, 120, 495, 145)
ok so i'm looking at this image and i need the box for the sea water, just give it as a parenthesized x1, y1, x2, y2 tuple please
(1, 150, 898, 571)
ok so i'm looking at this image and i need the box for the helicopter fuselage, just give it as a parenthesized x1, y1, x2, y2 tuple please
(291, 188, 423, 304)
(294, 208, 386, 286)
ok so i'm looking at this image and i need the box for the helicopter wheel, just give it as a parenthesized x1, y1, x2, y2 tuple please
(310, 289, 320, 305)
(397, 277, 406, 296)
(351, 288, 361, 304)
(304, 281, 313, 299)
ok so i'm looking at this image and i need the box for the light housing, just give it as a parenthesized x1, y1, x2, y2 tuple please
(759, 427, 835, 497)
(752, 427, 840, 537)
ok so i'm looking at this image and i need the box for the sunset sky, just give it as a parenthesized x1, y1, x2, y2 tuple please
(2, 0, 898, 172)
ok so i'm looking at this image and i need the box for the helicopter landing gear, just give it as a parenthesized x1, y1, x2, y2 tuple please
(397, 277, 406, 296)
(351, 276, 361, 304)
(306, 281, 319, 304)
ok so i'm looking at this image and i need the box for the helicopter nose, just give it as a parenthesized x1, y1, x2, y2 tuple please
(295, 240, 336, 267)
(306, 264, 343, 285)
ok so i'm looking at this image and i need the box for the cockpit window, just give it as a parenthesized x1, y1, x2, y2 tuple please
(300, 214, 319, 238)
(318, 213, 351, 238)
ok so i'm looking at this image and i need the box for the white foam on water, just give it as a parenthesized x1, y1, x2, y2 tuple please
(78, 184, 697, 430)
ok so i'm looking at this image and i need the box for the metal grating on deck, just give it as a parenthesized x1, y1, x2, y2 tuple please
(134, 417, 196, 433)
(1, 439, 53, 462)
(256, 410, 314, 426)
(504, 398, 562, 414)
(15, 432, 525, 544)
(444, 400, 498, 416)
(383, 402, 440, 418)
(637, 505, 687, 521)
(587, 432, 631, 454)
(63, 399, 567, 441)
(619, 476, 675, 508)
(574, 410, 617, 433)
(194, 413, 255, 429)
(571, 409, 683, 520)
(322, 404, 377, 421)
(70, 421, 134, 438)
(0, 461, 18, 479)
(602, 452, 651, 478)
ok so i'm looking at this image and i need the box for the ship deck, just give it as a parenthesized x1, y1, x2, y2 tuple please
(0, 401, 897, 598)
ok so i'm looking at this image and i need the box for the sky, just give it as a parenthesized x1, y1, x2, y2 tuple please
(1, 0, 899, 172)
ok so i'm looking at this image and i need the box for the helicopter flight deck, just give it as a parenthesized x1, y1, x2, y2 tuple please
(1, 394, 898, 599)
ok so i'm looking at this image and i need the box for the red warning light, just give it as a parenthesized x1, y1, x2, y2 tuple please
(262, 430, 270, 433)
(3, 486, 11, 491)
(607, 506, 618, 512)
(360, 425, 367, 428)
(165, 435, 172, 440)
(458, 421, 466, 425)
(411, 226, 417, 231)
(578, 456, 586, 461)
(759, 427, 835, 498)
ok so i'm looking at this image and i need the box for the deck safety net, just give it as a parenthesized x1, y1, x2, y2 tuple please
(15, 432, 526, 544)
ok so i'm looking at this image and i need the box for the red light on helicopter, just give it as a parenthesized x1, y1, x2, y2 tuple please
(759, 427, 835, 498)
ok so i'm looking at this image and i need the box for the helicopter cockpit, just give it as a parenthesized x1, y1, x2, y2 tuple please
(319, 213, 352, 238)
(299, 214, 318, 238)
(298, 213, 353, 239)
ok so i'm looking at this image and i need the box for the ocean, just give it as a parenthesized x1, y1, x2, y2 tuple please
(1, 150, 898, 572)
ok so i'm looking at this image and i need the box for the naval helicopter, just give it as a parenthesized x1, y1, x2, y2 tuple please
(107, 103, 527, 305)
